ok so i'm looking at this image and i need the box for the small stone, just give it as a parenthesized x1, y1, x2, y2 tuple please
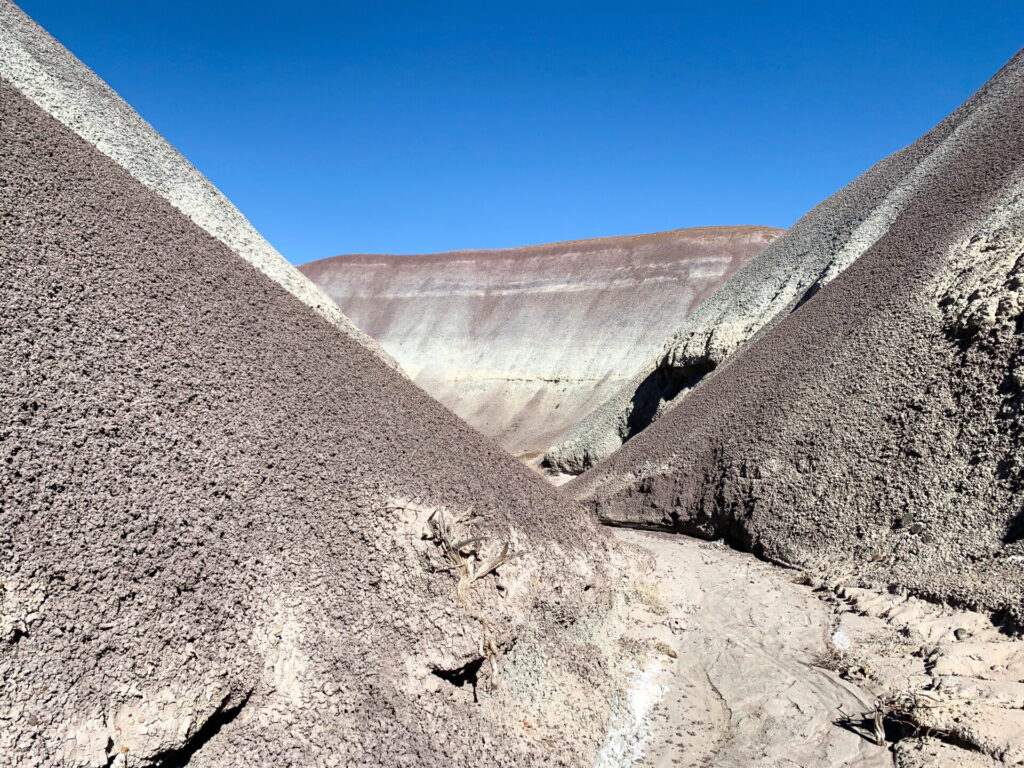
(25, 714, 37, 726)
(954, 628, 972, 641)
(909, 523, 924, 535)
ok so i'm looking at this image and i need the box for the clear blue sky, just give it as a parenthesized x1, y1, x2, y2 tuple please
(17, 1, 1024, 264)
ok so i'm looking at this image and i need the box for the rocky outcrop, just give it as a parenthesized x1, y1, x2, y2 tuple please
(0, 0, 397, 371)
(570, 49, 1024, 623)
(300, 227, 780, 459)
(544, 61, 1009, 474)
(0, 55, 642, 768)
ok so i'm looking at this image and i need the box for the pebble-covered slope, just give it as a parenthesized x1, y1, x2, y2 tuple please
(0, 77, 632, 767)
(544, 54, 1017, 474)
(570, 49, 1024, 622)
(0, 0, 397, 371)
(301, 226, 780, 458)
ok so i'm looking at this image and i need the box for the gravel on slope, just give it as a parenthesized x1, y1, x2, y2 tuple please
(0, 76, 636, 767)
(571, 49, 1024, 624)
(0, 0, 398, 371)
(545, 46, 1024, 475)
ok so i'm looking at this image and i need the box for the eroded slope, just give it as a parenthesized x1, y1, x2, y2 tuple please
(301, 227, 779, 458)
(545, 51, 1024, 474)
(571, 49, 1024, 623)
(0, 77, 639, 767)
(0, 0, 396, 370)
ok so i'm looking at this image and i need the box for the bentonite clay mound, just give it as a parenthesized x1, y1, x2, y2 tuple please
(300, 227, 779, 460)
(0, 0, 398, 372)
(570, 49, 1024, 622)
(544, 50, 1024, 475)
(0, 78, 646, 766)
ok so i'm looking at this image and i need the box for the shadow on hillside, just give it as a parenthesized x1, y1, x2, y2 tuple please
(624, 357, 717, 441)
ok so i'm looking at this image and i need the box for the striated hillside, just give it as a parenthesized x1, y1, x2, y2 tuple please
(300, 226, 780, 459)
(11, 1, 1024, 764)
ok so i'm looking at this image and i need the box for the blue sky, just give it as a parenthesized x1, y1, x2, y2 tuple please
(18, 1, 1024, 263)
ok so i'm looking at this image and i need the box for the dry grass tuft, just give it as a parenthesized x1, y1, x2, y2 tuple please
(420, 505, 528, 690)
(865, 690, 949, 746)
(426, 507, 523, 599)
(632, 581, 670, 615)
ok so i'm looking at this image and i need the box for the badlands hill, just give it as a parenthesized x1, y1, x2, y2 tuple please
(571, 49, 1024, 623)
(0, 18, 647, 768)
(0, 0, 399, 372)
(545, 58, 1024, 473)
(8, 2, 1024, 765)
(300, 226, 780, 459)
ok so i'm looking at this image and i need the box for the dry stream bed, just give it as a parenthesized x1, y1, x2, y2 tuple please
(609, 529, 1024, 768)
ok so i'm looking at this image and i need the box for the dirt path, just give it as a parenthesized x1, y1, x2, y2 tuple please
(610, 529, 890, 768)
(609, 528, 1024, 768)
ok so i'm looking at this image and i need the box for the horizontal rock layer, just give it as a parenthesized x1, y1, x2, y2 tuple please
(301, 226, 780, 458)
